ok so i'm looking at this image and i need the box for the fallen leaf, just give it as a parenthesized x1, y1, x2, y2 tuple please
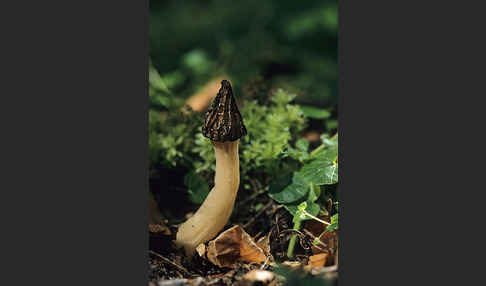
(307, 253, 328, 268)
(207, 225, 270, 268)
(185, 76, 228, 112)
(207, 226, 241, 268)
(240, 229, 267, 264)
(256, 234, 273, 262)
(304, 218, 338, 265)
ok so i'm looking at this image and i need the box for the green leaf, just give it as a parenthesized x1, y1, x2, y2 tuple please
(309, 133, 338, 159)
(326, 213, 339, 232)
(285, 201, 320, 218)
(326, 119, 338, 131)
(331, 213, 338, 224)
(184, 171, 210, 204)
(321, 133, 338, 148)
(285, 185, 321, 219)
(298, 202, 307, 211)
(269, 172, 309, 204)
(308, 184, 321, 202)
(300, 134, 338, 185)
(298, 157, 338, 185)
(295, 139, 309, 152)
(300, 105, 331, 119)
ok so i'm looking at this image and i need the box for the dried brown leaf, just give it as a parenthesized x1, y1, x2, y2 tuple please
(256, 234, 274, 262)
(307, 253, 328, 268)
(185, 76, 228, 112)
(206, 225, 271, 268)
(239, 229, 267, 264)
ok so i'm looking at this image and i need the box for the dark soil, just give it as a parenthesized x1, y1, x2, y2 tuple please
(148, 203, 338, 286)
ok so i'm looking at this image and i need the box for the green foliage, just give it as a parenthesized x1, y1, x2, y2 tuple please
(299, 105, 332, 119)
(270, 134, 338, 209)
(272, 134, 338, 258)
(150, 0, 338, 107)
(148, 63, 203, 170)
(326, 213, 339, 232)
(269, 172, 308, 204)
(285, 185, 322, 219)
(149, 67, 311, 204)
(192, 89, 306, 178)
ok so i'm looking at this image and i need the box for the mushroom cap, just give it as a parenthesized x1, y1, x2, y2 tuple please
(202, 80, 247, 142)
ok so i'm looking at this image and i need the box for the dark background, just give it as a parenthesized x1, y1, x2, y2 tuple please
(149, 0, 338, 108)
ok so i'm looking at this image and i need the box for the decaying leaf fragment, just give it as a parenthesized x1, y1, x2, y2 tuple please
(196, 243, 206, 257)
(206, 225, 272, 268)
(256, 233, 273, 260)
(306, 253, 328, 268)
(185, 76, 229, 112)
(304, 218, 339, 265)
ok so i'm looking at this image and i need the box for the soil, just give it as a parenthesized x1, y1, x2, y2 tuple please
(148, 201, 338, 286)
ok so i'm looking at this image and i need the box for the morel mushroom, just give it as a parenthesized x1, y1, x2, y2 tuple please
(176, 80, 247, 256)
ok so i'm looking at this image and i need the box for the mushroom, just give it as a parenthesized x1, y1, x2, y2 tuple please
(176, 80, 247, 256)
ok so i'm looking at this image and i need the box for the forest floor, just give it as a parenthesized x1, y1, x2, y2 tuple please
(148, 198, 338, 286)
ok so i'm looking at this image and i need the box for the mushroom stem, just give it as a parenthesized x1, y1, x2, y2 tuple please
(176, 140, 240, 255)
(176, 79, 247, 256)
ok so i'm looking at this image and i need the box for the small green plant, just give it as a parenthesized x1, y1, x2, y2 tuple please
(267, 134, 338, 258)
(288, 201, 339, 258)
(192, 89, 306, 178)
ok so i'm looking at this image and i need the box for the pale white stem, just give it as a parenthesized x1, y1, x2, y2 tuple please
(176, 140, 240, 256)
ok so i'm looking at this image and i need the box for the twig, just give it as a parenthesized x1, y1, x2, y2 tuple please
(242, 200, 273, 229)
(260, 256, 270, 270)
(148, 250, 191, 276)
(302, 228, 328, 248)
(280, 229, 305, 237)
(301, 210, 331, 225)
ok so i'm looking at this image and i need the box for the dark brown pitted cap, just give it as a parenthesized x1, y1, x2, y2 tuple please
(202, 80, 247, 142)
